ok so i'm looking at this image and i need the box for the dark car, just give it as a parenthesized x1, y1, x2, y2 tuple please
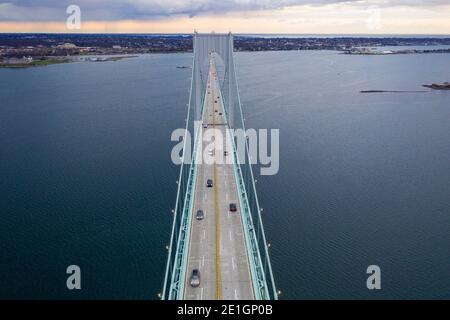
(229, 203, 237, 212)
(190, 269, 200, 287)
(207, 179, 213, 188)
(196, 209, 205, 220)
(224, 151, 229, 156)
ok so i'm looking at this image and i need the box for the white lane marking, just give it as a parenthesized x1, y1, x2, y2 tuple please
(202, 229, 206, 241)
(232, 256, 236, 270)
(234, 289, 238, 300)
(202, 255, 205, 267)
(201, 287, 204, 300)
(229, 230, 232, 241)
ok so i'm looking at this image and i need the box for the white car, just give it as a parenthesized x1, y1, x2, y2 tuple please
(208, 149, 214, 156)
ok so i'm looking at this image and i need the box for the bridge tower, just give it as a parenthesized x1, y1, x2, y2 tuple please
(191, 32, 236, 128)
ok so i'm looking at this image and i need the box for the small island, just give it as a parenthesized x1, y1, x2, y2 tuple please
(344, 48, 450, 55)
(423, 82, 450, 90)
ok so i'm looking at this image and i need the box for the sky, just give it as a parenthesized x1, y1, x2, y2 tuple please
(0, 0, 449, 34)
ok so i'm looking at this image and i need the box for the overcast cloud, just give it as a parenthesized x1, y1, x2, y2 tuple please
(0, 0, 449, 21)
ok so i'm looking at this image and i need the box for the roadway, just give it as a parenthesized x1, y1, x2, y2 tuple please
(183, 54, 254, 300)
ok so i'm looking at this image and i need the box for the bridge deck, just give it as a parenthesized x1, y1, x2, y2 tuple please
(183, 56, 254, 300)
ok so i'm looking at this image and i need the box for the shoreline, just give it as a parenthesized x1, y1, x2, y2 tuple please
(0, 55, 138, 69)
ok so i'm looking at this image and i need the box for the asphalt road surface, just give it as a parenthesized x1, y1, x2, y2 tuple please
(184, 55, 254, 300)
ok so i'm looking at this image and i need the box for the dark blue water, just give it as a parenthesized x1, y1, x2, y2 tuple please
(1, 51, 449, 299)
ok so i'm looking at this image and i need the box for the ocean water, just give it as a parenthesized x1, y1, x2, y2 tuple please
(0, 51, 449, 299)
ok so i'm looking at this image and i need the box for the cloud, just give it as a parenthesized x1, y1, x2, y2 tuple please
(0, 0, 449, 21)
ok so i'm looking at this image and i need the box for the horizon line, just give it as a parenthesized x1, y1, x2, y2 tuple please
(1, 32, 450, 37)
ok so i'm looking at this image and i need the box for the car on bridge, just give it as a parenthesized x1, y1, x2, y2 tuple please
(229, 203, 237, 212)
(206, 179, 213, 188)
(190, 269, 200, 287)
(196, 210, 205, 220)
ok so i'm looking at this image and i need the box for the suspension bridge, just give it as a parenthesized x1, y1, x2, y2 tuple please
(162, 32, 278, 300)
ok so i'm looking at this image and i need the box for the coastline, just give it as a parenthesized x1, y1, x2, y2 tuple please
(0, 55, 138, 69)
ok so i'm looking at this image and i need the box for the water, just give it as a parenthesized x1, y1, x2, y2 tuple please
(0, 54, 189, 299)
(1, 51, 449, 299)
(238, 34, 450, 38)
(374, 45, 450, 51)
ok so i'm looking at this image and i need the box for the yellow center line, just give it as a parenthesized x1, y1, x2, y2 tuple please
(212, 63, 222, 300)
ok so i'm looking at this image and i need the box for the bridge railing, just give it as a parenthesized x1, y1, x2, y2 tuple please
(161, 48, 202, 300)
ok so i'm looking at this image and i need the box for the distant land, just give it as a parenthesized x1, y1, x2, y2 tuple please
(423, 82, 450, 90)
(1, 34, 449, 67)
(0, 55, 136, 68)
